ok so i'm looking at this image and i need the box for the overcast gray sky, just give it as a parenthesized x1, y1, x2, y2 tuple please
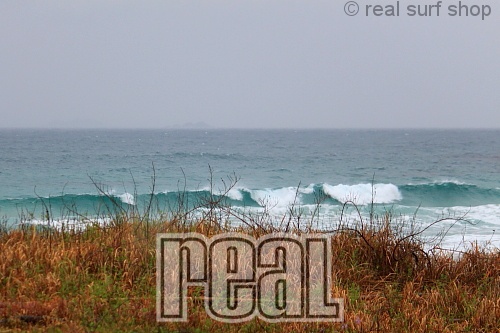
(1, 1, 499, 128)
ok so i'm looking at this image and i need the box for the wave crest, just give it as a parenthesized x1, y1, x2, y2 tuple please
(322, 183, 402, 205)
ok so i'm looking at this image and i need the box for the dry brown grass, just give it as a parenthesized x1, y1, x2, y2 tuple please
(0, 214, 499, 332)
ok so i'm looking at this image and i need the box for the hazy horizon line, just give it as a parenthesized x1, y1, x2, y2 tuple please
(1, 126, 499, 131)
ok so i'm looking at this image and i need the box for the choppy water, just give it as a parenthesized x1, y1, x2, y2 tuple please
(1, 129, 499, 250)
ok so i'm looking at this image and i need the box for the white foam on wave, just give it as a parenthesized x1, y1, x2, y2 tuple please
(386, 204, 500, 252)
(206, 187, 244, 201)
(226, 188, 244, 201)
(423, 204, 500, 226)
(322, 183, 402, 205)
(459, 204, 500, 226)
(18, 217, 112, 231)
(248, 187, 308, 208)
(223, 184, 315, 203)
(432, 179, 468, 185)
(117, 192, 135, 205)
(406, 179, 471, 186)
(437, 233, 499, 253)
(301, 184, 315, 194)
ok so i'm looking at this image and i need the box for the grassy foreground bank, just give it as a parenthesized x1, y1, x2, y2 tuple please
(0, 214, 499, 333)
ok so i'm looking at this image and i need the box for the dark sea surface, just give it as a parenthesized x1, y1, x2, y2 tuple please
(1, 129, 499, 249)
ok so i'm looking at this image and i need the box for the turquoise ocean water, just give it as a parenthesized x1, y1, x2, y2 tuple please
(0, 129, 499, 250)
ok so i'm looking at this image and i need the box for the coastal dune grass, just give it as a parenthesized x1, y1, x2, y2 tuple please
(0, 200, 499, 332)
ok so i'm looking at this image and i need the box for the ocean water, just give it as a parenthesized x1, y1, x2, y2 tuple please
(0, 129, 499, 250)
